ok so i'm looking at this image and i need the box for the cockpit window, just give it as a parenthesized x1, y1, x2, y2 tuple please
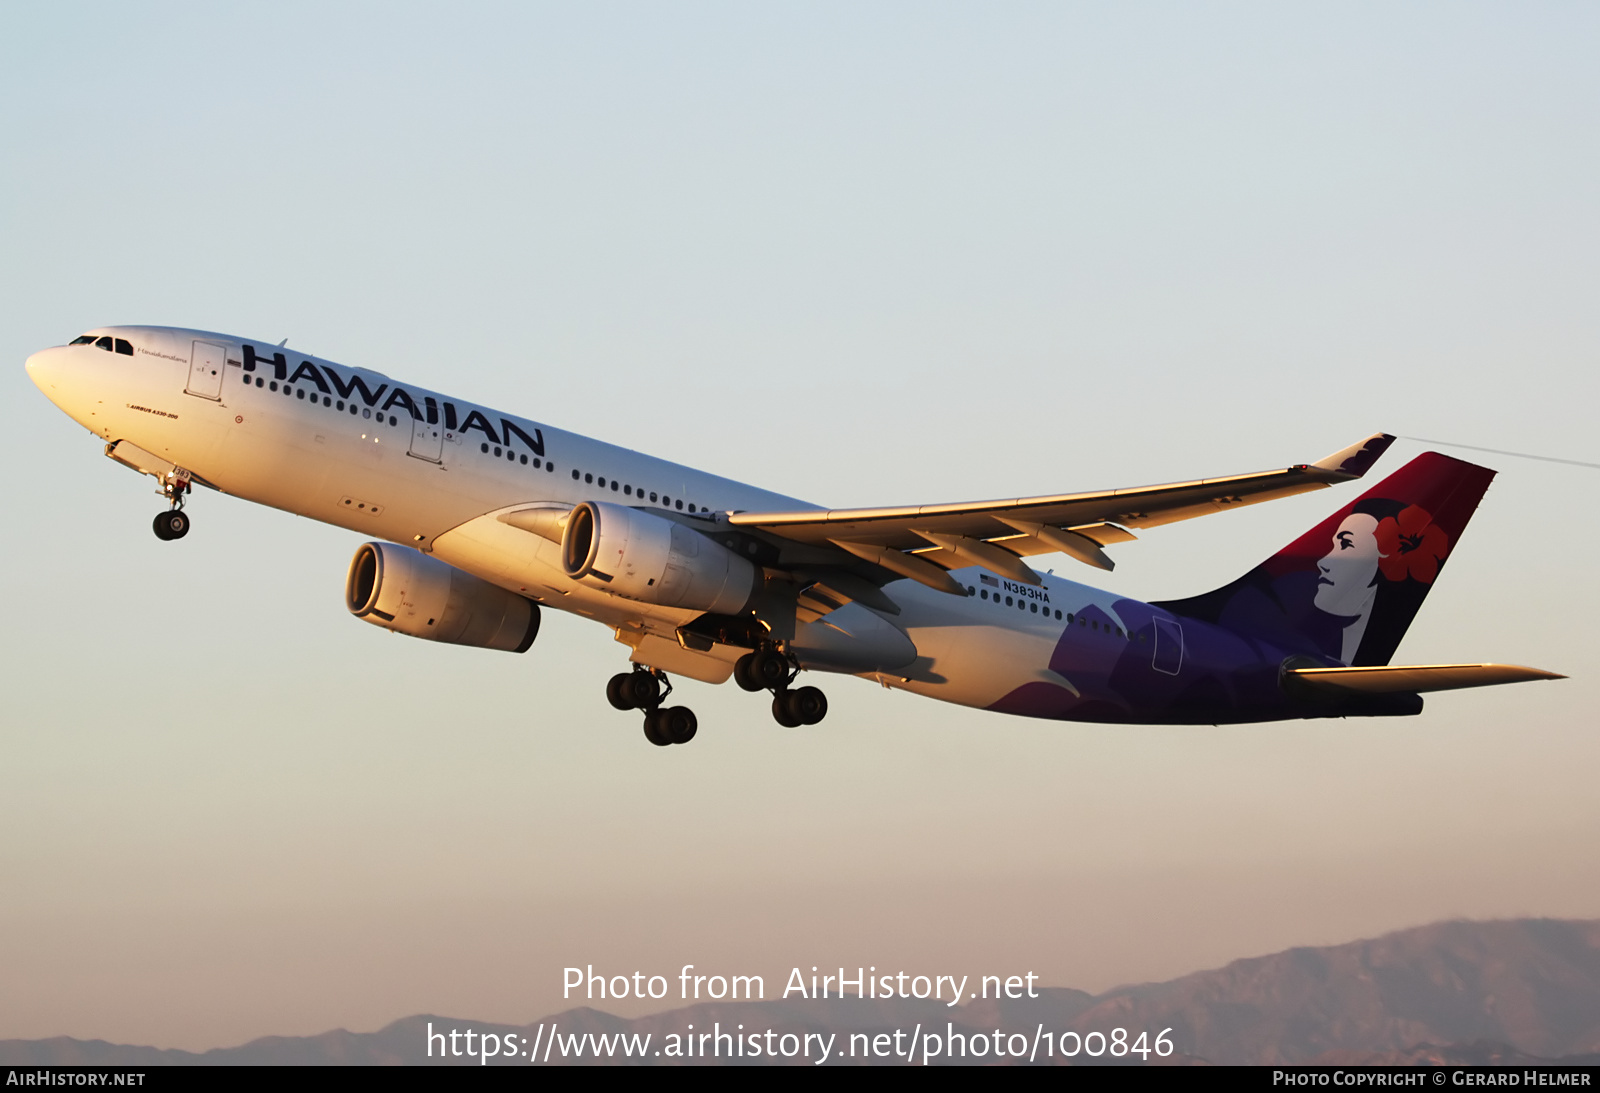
(71, 334, 134, 354)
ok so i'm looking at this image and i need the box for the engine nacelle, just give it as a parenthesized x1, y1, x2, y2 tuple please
(345, 542, 540, 652)
(561, 501, 759, 615)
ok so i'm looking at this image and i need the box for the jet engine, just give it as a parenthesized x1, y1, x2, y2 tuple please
(560, 501, 759, 615)
(345, 542, 540, 652)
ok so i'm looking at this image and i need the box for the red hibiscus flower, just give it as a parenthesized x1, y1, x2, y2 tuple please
(1375, 505, 1449, 583)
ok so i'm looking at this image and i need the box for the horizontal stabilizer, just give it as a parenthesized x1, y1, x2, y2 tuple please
(1286, 663, 1564, 696)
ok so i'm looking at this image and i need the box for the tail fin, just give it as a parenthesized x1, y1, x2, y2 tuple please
(1155, 452, 1495, 665)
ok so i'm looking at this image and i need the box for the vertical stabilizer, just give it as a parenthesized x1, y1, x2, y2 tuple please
(1155, 453, 1495, 665)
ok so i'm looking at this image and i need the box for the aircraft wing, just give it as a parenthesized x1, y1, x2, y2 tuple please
(730, 432, 1394, 587)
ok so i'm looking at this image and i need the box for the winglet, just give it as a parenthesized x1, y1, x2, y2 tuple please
(1312, 432, 1395, 478)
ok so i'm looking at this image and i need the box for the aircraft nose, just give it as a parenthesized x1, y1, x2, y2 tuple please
(25, 348, 56, 389)
(25, 346, 74, 411)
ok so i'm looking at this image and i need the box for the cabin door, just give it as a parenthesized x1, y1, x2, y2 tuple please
(185, 341, 227, 400)
(1152, 617, 1184, 676)
(409, 417, 443, 462)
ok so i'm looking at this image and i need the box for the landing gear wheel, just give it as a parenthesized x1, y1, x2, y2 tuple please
(152, 510, 189, 541)
(606, 673, 634, 711)
(771, 692, 803, 728)
(644, 707, 696, 745)
(626, 671, 662, 710)
(786, 686, 828, 726)
(661, 706, 698, 744)
(750, 647, 791, 689)
(733, 653, 765, 693)
(643, 709, 673, 746)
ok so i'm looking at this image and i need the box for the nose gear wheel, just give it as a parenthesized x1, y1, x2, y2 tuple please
(152, 510, 190, 540)
(152, 472, 193, 541)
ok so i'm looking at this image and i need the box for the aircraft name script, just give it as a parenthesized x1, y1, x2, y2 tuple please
(242, 344, 546, 455)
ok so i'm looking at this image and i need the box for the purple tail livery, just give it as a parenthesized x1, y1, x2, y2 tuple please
(990, 452, 1556, 725)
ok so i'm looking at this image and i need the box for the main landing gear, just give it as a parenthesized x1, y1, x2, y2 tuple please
(607, 666, 698, 747)
(606, 647, 827, 747)
(734, 645, 828, 728)
(152, 474, 192, 541)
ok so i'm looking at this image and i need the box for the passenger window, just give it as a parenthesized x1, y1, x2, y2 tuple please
(114, 339, 133, 355)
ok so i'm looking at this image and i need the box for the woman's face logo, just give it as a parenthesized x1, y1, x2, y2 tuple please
(1315, 513, 1381, 617)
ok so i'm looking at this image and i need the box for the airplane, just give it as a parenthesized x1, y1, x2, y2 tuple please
(25, 326, 1562, 746)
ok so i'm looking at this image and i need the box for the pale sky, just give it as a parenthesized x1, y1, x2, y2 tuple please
(2, 2, 1597, 1051)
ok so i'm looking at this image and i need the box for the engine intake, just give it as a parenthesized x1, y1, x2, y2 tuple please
(346, 542, 540, 652)
(561, 501, 759, 615)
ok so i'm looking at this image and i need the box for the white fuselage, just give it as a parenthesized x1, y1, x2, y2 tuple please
(27, 326, 1135, 715)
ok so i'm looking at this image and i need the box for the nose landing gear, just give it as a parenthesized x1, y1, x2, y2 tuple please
(152, 474, 192, 541)
(152, 509, 190, 541)
(735, 646, 828, 728)
(607, 666, 697, 746)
